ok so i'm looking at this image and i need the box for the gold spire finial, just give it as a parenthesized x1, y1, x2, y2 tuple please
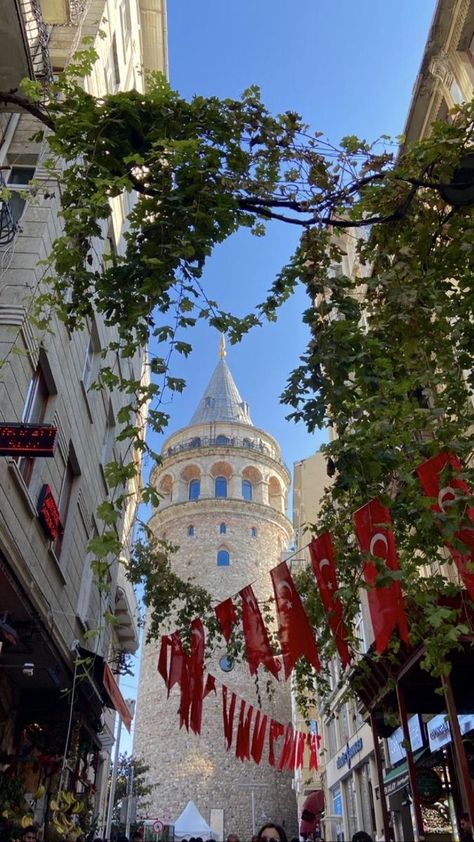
(219, 333, 226, 360)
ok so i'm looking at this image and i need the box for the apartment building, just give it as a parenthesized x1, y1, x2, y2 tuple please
(291, 2, 474, 840)
(0, 0, 166, 834)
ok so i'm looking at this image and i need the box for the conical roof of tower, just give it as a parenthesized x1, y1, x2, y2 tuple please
(189, 337, 253, 426)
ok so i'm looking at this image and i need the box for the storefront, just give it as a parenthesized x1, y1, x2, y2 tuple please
(323, 722, 381, 841)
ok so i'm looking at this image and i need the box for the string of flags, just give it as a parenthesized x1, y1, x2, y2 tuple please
(156, 451, 473, 764)
(158, 622, 321, 772)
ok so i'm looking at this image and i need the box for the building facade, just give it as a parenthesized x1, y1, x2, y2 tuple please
(134, 342, 298, 841)
(291, 4, 474, 841)
(0, 0, 166, 836)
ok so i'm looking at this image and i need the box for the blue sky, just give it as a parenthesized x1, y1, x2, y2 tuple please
(146, 0, 437, 475)
(124, 0, 437, 753)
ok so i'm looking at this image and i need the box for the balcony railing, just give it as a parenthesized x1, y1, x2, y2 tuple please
(0, 172, 18, 246)
(18, 0, 53, 83)
(165, 434, 289, 471)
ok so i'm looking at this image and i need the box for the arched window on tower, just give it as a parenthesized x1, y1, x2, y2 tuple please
(188, 525, 195, 536)
(220, 522, 226, 534)
(216, 434, 229, 445)
(242, 479, 252, 501)
(215, 476, 227, 498)
(189, 478, 200, 500)
(251, 526, 257, 537)
(217, 549, 230, 567)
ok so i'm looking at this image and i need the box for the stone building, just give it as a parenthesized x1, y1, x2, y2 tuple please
(0, 0, 166, 834)
(134, 340, 298, 841)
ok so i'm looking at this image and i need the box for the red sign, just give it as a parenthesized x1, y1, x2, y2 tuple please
(103, 662, 133, 732)
(37, 484, 63, 540)
(0, 423, 57, 457)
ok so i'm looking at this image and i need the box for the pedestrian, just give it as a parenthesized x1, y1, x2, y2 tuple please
(460, 813, 474, 842)
(21, 828, 38, 842)
(352, 833, 374, 842)
(257, 823, 288, 842)
(227, 835, 240, 842)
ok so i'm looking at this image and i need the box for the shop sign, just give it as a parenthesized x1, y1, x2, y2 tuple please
(428, 713, 474, 752)
(416, 768, 443, 805)
(388, 713, 424, 765)
(0, 423, 57, 457)
(336, 737, 363, 770)
(385, 769, 409, 797)
(37, 484, 63, 540)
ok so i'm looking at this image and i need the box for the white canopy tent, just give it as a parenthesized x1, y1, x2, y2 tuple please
(173, 800, 217, 840)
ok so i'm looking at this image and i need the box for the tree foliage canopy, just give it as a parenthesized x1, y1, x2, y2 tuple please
(2, 51, 474, 701)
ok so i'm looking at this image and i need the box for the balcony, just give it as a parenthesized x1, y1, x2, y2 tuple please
(114, 564, 140, 654)
(0, 171, 18, 246)
(0, 0, 52, 93)
(165, 434, 289, 472)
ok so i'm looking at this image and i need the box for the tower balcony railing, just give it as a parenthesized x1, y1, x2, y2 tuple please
(165, 434, 289, 471)
(0, 171, 18, 246)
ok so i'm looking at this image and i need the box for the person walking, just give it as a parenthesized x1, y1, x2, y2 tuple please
(257, 823, 288, 842)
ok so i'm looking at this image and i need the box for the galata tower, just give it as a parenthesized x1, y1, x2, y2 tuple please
(134, 338, 297, 840)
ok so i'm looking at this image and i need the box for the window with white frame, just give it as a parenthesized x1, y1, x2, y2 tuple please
(18, 361, 51, 485)
(6, 164, 36, 224)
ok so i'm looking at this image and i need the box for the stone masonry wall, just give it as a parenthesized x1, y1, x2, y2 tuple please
(134, 436, 298, 840)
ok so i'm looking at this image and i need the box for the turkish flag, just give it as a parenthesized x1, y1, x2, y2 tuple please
(215, 598, 238, 642)
(189, 619, 205, 735)
(416, 452, 474, 600)
(157, 635, 171, 686)
(203, 673, 217, 699)
(309, 533, 352, 668)
(235, 700, 253, 761)
(239, 584, 280, 679)
(251, 710, 268, 765)
(270, 562, 321, 679)
(222, 685, 237, 750)
(307, 733, 319, 771)
(278, 726, 296, 771)
(296, 732, 306, 769)
(354, 499, 409, 653)
(268, 719, 285, 767)
(168, 632, 186, 694)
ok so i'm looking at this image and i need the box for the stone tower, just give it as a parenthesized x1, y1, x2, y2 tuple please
(134, 340, 297, 839)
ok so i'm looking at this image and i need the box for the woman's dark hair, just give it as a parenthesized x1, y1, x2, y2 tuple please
(352, 833, 374, 842)
(257, 824, 288, 842)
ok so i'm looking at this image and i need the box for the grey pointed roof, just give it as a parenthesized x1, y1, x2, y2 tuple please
(190, 358, 253, 426)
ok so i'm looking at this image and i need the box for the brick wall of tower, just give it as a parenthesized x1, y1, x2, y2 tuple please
(134, 436, 298, 840)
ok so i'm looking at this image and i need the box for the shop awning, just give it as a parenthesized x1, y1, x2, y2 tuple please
(299, 790, 324, 835)
(77, 646, 133, 732)
(383, 749, 426, 796)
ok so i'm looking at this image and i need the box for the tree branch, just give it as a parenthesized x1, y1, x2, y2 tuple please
(0, 91, 55, 130)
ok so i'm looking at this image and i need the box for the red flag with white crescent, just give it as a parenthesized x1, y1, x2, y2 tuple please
(416, 452, 474, 600)
(296, 732, 306, 769)
(251, 710, 268, 765)
(239, 584, 280, 679)
(353, 499, 409, 653)
(270, 562, 321, 679)
(235, 700, 253, 761)
(189, 619, 205, 735)
(309, 533, 352, 668)
(168, 632, 186, 694)
(222, 685, 237, 750)
(215, 597, 238, 642)
(268, 719, 285, 767)
(307, 733, 319, 770)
